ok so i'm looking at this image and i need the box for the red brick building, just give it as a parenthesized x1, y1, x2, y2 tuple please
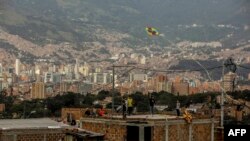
(80, 115, 220, 141)
(172, 82, 189, 96)
(0, 104, 5, 112)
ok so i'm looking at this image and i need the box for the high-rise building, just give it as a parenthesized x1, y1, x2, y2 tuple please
(53, 73, 62, 83)
(60, 82, 68, 93)
(223, 72, 237, 92)
(79, 62, 90, 76)
(91, 73, 112, 84)
(104, 73, 113, 84)
(172, 82, 189, 96)
(53, 65, 56, 72)
(155, 74, 168, 82)
(31, 82, 45, 99)
(139, 55, 146, 64)
(15, 59, 20, 75)
(0, 64, 2, 92)
(156, 82, 172, 93)
(74, 59, 80, 80)
(0, 63, 2, 74)
(44, 72, 53, 83)
(95, 67, 101, 73)
(129, 73, 148, 82)
(153, 74, 171, 92)
(0, 81, 2, 92)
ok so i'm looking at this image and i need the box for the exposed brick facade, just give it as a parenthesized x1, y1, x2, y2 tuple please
(0, 129, 64, 141)
(153, 125, 165, 141)
(82, 120, 126, 141)
(0, 104, 5, 112)
(81, 117, 221, 141)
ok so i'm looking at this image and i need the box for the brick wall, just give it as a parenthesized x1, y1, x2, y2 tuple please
(81, 118, 220, 141)
(169, 124, 189, 141)
(153, 125, 165, 141)
(0, 129, 65, 141)
(192, 124, 212, 141)
(17, 133, 64, 141)
(154, 122, 222, 141)
(82, 120, 127, 141)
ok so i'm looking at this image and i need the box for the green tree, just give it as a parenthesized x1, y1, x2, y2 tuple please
(97, 90, 110, 100)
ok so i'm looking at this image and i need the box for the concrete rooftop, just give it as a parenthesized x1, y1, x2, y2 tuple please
(0, 118, 68, 130)
(110, 114, 180, 120)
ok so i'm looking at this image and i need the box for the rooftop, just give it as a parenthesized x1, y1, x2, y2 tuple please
(65, 128, 104, 138)
(0, 118, 68, 130)
(110, 114, 179, 120)
(81, 114, 219, 127)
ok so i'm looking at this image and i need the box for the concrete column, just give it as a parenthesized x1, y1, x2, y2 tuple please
(80, 121, 83, 128)
(139, 126, 145, 141)
(189, 124, 192, 141)
(13, 134, 17, 141)
(177, 124, 180, 141)
(211, 118, 214, 141)
(44, 134, 47, 141)
(165, 120, 169, 141)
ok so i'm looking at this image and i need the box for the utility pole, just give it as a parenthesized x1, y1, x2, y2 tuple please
(221, 58, 237, 127)
(221, 60, 225, 127)
(112, 65, 115, 116)
(23, 101, 26, 119)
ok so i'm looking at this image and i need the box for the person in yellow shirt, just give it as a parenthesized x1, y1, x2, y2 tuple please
(127, 96, 133, 116)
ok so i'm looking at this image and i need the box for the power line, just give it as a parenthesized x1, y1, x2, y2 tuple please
(88, 66, 136, 94)
(237, 65, 250, 70)
(135, 65, 222, 73)
(88, 65, 223, 93)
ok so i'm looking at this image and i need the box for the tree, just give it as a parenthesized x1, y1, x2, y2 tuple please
(131, 92, 148, 112)
(97, 90, 110, 100)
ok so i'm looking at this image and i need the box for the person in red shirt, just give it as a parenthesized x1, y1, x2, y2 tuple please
(98, 106, 105, 117)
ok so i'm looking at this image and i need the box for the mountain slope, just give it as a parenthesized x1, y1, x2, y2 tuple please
(0, 0, 250, 65)
(0, 0, 249, 47)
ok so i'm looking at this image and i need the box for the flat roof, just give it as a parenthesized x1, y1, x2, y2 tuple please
(110, 114, 179, 120)
(81, 114, 219, 126)
(65, 128, 104, 138)
(0, 118, 68, 130)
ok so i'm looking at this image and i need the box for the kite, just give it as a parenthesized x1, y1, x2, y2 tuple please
(145, 27, 160, 36)
(183, 109, 192, 123)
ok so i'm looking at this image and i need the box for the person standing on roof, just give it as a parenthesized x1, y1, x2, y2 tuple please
(122, 97, 127, 119)
(149, 95, 156, 116)
(127, 96, 133, 116)
(176, 100, 181, 116)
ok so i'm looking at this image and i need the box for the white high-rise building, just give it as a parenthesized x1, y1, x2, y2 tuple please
(53, 65, 56, 72)
(15, 59, 20, 75)
(74, 59, 80, 80)
(129, 73, 148, 82)
(79, 62, 90, 77)
(44, 72, 53, 83)
(0, 63, 2, 74)
(140, 55, 146, 64)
